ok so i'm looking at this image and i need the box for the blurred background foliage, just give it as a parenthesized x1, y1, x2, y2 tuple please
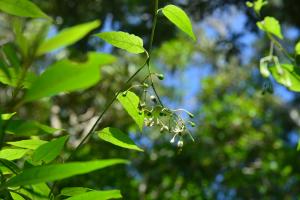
(1, 0, 300, 199)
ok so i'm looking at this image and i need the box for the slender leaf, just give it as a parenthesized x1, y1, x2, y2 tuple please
(0, 149, 28, 161)
(117, 91, 144, 131)
(95, 31, 145, 54)
(5, 159, 128, 187)
(66, 190, 122, 200)
(37, 20, 101, 55)
(98, 127, 143, 151)
(6, 120, 60, 136)
(1, 112, 16, 120)
(7, 139, 47, 150)
(0, 68, 37, 88)
(61, 187, 93, 197)
(0, 0, 49, 19)
(162, 5, 196, 40)
(24, 52, 116, 102)
(32, 135, 68, 164)
(257, 16, 283, 39)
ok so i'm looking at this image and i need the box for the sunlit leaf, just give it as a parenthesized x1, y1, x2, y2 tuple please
(95, 31, 145, 54)
(66, 190, 122, 200)
(1, 112, 16, 120)
(257, 17, 283, 39)
(295, 41, 300, 56)
(5, 159, 128, 187)
(0, 0, 49, 19)
(37, 20, 101, 55)
(24, 52, 116, 102)
(117, 91, 144, 131)
(0, 148, 28, 161)
(7, 139, 47, 150)
(97, 127, 144, 151)
(162, 5, 196, 40)
(269, 63, 300, 91)
(32, 135, 68, 164)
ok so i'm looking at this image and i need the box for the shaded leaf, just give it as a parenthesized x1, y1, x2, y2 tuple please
(37, 20, 100, 55)
(5, 159, 128, 187)
(117, 91, 144, 131)
(7, 139, 47, 150)
(257, 17, 283, 39)
(162, 5, 196, 40)
(95, 31, 145, 54)
(6, 120, 60, 136)
(0, 68, 37, 88)
(32, 135, 68, 164)
(98, 127, 143, 151)
(61, 187, 93, 196)
(24, 52, 116, 102)
(0, 0, 49, 19)
(0, 149, 28, 161)
(66, 190, 122, 200)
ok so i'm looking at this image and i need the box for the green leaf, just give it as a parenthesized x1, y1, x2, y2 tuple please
(66, 190, 122, 200)
(0, 148, 28, 161)
(162, 5, 196, 40)
(5, 159, 128, 187)
(32, 135, 68, 164)
(1, 112, 16, 120)
(95, 31, 145, 54)
(6, 120, 60, 136)
(257, 17, 283, 39)
(0, 0, 49, 19)
(295, 41, 300, 56)
(10, 192, 25, 200)
(24, 52, 116, 102)
(253, 0, 268, 14)
(0, 68, 37, 88)
(7, 139, 47, 150)
(61, 187, 93, 196)
(269, 63, 300, 91)
(117, 91, 144, 131)
(97, 127, 143, 152)
(37, 20, 100, 55)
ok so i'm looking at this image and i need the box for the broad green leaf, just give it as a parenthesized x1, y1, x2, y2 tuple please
(117, 91, 144, 131)
(269, 63, 300, 91)
(95, 31, 145, 54)
(162, 5, 196, 40)
(20, 183, 50, 200)
(257, 17, 283, 39)
(0, 68, 37, 88)
(61, 187, 93, 196)
(97, 127, 143, 151)
(24, 52, 116, 102)
(66, 190, 122, 200)
(6, 120, 60, 136)
(37, 20, 101, 55)
(295, 41, 300, 56)
(254, 0, 268, 14)
(0, 0, 49, 19)
(32, 135, 68, 164)
(0, 148, 28, 160)
(7, 139, 47, 150)
(5, 159, 128, 187)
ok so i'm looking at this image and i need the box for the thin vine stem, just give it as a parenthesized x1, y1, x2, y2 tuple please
(50, 0, 161, 197)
